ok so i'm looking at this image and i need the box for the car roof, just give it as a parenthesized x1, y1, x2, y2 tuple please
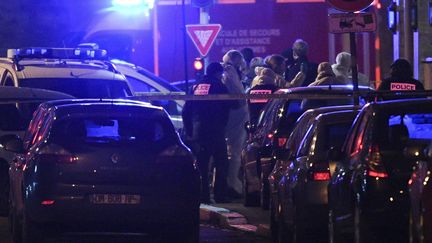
(0, 48, 127, 81)
(366, 98, 432, 113)
(276, 85, 374, 94)
(315, 109, 359, 123)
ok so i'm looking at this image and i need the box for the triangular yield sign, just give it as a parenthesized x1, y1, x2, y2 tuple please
(186, 24, 222, 57)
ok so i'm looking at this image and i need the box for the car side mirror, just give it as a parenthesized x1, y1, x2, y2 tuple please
(328, 146, 343, 161)
(1, 135, 24, 154)
(244, 121, 256, 134)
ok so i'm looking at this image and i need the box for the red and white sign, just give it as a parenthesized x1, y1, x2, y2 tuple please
(329, 13, 376, 34)
(249, 89, 272, 103)
(193, 84, 211, 95)
(327, 0, 373, 12)
(186, 24, 222, 57)
(390, 83, 416, 91)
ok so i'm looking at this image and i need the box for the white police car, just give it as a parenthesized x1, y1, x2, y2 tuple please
(0, 47, 133, 98)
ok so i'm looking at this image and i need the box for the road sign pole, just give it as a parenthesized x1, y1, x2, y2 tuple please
(182, 0, 190, 94)
(350, 31, 359, 106)
(200, 8, 210, 72)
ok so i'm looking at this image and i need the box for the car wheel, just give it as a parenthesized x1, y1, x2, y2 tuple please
(261, 171, 270, 210)
(174, 208, 200, 243)
(0, 161, 10, 216)
(22, 211, 44, 243)
(243, 172, 260, 207)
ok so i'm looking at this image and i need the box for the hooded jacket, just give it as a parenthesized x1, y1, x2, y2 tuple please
(331, 52, 371, 87)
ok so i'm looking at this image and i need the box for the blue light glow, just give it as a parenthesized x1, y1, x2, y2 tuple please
(112, 0, 155, 9)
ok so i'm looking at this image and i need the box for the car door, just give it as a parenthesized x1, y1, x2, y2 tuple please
(9, 107, 50, 214)
(329, 109, 370, 226)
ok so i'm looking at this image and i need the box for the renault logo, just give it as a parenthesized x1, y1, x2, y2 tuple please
(111, 153, 120, 164)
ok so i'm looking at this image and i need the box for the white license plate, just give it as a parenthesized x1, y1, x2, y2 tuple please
(90, 194, 141, 204)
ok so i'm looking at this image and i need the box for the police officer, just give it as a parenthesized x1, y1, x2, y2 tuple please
(247, 67, 279, 125)
(378, 59, 424, 97)
(182, 62, 234, 204)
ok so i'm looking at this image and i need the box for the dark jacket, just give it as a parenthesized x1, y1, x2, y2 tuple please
(285, 57, 318, 87)
(378, 77, 424, 91)
(247, 83, 278, 125)
(182, 75, 234, 142)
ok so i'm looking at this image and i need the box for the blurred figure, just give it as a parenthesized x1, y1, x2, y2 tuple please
(285, 39, 318, 87)
(244, 56, 264, 89)
(265, 54, 287, 87)
(222, 50, 250, 199)
(182, 62, 234, 204)
(331, 52, 371, 87)
(244, 57, 264, 89)
(241, 47, 255, 67)
(378, 59, 424, 93)
(247, 67, 279, 125)
(309, 62, 344, 86)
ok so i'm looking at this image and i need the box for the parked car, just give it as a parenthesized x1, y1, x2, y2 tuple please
(110, 59, 184, 130)
(5, 99, 200, 243)
(275, 108, 359, 243)
(268, 104, 359, 240)
(241, 85, 374, 208)
(0, 47, 133, 98)
(0, 87, 74, 216)
(328, 98, 432, 243)
(408, 128, 432, 243)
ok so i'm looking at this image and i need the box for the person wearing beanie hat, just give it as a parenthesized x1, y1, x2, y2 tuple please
(331, 52, 371, 87)
(378, 59, 424, 97)
(181, 61, 235, 204)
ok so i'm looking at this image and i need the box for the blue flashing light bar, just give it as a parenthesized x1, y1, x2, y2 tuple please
(7, 48, 108, 61)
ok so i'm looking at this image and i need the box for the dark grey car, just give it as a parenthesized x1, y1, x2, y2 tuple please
(5, 99, 200, 243)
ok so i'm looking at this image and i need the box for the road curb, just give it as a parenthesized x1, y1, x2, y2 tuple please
(199, 204, 270, 238)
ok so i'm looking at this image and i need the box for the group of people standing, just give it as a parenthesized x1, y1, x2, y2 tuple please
(182, 38, 423, 204)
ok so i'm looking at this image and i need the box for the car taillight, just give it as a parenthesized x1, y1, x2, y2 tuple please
(313, 172, 331, 181)
(277, 137, 288, 147)
(36, 144, 77, 164)
(367, 144, 388, 178)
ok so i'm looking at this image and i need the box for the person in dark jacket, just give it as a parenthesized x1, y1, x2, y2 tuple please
(247, 67, 279, 125)
(285, 39, 318, 87)
(182, 62, 234, 204)
(378, 59, 424, 99)
(378, 59, 424, 91)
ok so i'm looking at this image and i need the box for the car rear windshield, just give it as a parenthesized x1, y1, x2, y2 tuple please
(323, 123, 353, 150)
(388, 113, 432, 139)
(50, 114, 178, 152)
(19, 78, 131, 98)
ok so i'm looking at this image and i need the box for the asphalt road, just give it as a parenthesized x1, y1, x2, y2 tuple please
(0, 217, 270, 243)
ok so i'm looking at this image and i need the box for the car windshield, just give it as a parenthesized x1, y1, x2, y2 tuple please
(51, 115, 178, 152)
(19, 78, 131, 98)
